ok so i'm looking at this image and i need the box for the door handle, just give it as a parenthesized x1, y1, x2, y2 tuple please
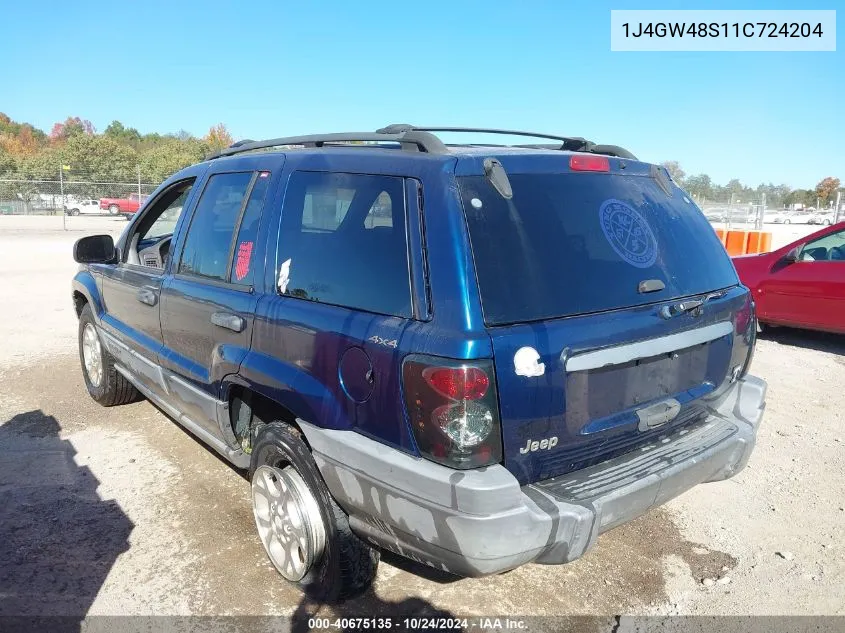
(211, 312, 245, 333)
(136, 287, 158, 306)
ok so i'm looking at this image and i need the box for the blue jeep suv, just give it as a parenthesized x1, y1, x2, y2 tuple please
(72, 125, 765, 600)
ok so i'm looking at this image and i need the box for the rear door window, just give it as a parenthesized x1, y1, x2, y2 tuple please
(459, 172, 739, 325)
(229, 172, 272, 286)
(277, 171, 412, 318)
(179, 171, 271, 285)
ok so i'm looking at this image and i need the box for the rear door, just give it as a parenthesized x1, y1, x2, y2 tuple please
(248, 169, 422, 451)
(158, 155, 283, 437)
(458, 161, 753, 485)
(759, 226, 845, 332)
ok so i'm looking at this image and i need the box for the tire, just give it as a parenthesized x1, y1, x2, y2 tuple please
(784, 219, 790, 225)
(109, 204, 120, 215)
(72, 209, 80, 216)
(78, 304, 139, 407)
(249, 422, 378, 602)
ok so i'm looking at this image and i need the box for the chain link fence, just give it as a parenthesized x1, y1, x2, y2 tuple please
(693, 193, 768, 230)
(0, 170, 160, 216)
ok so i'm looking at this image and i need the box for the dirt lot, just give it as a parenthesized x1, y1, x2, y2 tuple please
(1, 215, 843, 624)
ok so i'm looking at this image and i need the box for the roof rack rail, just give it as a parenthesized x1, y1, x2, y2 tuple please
(206, 130, 449, 160)
(377, 124, 590, 151)
(377, 125, 638, 159)
(207, 125, 637, 161)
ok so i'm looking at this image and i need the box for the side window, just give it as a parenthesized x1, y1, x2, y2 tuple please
(278, 172, 412, 317)
(364, 191, 392, 229)
(126, 179, 194, 268)
(179, 172, 253, 281)
(141, 188, 191, 241)
(229, 171, 272, 286)
(801, 229, 845, 262)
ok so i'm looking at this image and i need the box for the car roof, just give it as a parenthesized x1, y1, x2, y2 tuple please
(201, 144, 655, 179)
(202, 125, 641, 170)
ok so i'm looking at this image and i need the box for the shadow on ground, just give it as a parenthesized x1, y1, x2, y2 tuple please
(760, 326, 845, 356)
(0, 410, 133, 632)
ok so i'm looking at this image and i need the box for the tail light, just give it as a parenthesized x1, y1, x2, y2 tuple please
(731, 296, 757, 382)
(739, 300, 757, 379)
(402, 355, 502, 469)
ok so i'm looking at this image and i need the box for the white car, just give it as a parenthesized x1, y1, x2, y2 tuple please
(808, 211, 835, 226)
(64, 199, 102, 216)
(766, 211, 793, 224)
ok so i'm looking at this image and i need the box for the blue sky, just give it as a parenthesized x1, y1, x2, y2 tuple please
(2, 0, 841, 188)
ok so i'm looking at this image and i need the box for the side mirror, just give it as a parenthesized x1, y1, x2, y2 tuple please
(73, 234, 115, 264)
(784, 246, 801, 263)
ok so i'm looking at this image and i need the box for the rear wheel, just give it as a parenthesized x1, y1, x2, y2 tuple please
(784, 219, 791, 224)
(78, 304, 139, 406)
(249, 422, 378, 602)
(109, 204, 119, 215)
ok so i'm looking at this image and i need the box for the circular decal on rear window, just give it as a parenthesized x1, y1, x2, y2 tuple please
(599, 199, 658, 268)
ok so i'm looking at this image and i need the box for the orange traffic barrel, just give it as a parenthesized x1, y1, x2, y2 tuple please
(714, 228, 727, 245)
(743, 230, 773, 254)
(724, 230, 749, 256)
(746, 231, 763, 254)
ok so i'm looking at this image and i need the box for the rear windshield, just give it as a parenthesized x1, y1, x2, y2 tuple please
(459, 172, 738, 325)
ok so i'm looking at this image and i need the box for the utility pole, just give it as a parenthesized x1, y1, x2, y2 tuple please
(60, 164, 66, 231)
(835, 191, 842, 224)
(137, 165, 142, 202)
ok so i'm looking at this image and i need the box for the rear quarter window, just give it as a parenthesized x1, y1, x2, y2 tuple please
(277, 171, 412, 318)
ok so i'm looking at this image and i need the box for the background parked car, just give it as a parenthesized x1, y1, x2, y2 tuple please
(703, 207, 728, 222)
(64, 199, 102, 216)
(808, 211, 834, 225)
(99, 193, 149, 218)
(768, 210, 812, 224)
(732, 222, 845, 334)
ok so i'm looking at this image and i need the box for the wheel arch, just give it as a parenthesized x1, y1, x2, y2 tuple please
(72, 271, 104, 319)
(221, 377, 308, 454)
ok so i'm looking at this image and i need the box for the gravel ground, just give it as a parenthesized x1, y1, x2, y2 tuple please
(0, 215, 843, 625)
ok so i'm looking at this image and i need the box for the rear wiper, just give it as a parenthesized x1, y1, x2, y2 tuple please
(660, 290, 726, 319)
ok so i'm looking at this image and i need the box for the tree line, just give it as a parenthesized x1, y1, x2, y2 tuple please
(660, 161, 841, 209)
(0, 113, 233, 184)
(1, 113, 841, 210)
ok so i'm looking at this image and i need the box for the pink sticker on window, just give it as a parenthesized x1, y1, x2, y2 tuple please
(235, 241, 254, 281)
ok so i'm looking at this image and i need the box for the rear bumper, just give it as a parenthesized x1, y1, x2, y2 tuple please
(299, 375, 766, 578)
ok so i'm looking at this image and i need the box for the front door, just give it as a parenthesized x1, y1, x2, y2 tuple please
(760, 227, 845, 331)
(159, 156, 282, 438)
(99, 179, 197, 395)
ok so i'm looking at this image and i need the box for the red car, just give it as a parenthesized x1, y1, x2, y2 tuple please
(98, 193, 149, 218)
(732, 222, 845, 334)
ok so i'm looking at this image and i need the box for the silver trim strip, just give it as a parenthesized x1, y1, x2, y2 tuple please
(168, 372, 211, 399)
(115, 364, 250, 469)
(565, 321, 734, 372)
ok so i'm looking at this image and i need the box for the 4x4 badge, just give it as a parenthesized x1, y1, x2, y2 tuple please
(368, 335, 398, 349)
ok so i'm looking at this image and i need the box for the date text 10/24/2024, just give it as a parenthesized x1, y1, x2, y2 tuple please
(308, 617, 528, 630)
